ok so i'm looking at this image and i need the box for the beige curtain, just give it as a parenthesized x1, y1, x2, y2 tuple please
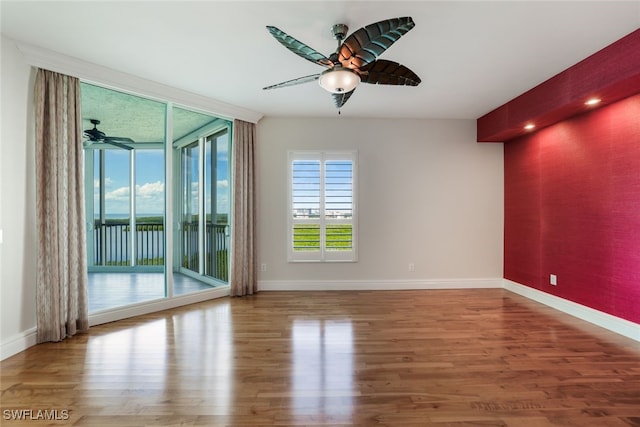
(230, 119, 257, 296)
(34, 69, 89, 343)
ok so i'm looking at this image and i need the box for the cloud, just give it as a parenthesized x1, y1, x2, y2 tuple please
(104, 181, 164, 201)
(136, 181, 165, 214)
(94, 177, 114, 189)
(97, 181, 165, 215)
(136, 181, 164, 199)
(99, 185, 130, 216)
(97, 179, 229, 216)
(105, 186, 130, 200)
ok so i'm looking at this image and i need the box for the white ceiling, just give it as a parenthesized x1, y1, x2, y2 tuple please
(2, 1, 639, 120)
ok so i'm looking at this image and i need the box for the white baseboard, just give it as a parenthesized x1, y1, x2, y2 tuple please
(503, 279, 639, 342)
(258, 278, 504, 291)
(1, 327, 37, 360)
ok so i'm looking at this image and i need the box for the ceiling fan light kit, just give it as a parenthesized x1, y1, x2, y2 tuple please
(319, 66, 361, 93)
(264, 16, 421, 110)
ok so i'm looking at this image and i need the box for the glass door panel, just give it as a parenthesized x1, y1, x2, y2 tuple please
(181, 141, 200, 274)
(135, 149, 165, 268)
(81, 82, 167, 313)
(173, 106, 231, 292)
(93, 149, 131, 267)
(204, 131, 230, 282)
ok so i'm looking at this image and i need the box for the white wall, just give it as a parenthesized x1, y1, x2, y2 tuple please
(0, 37, 504, 358)
(1, 36, 38, 358)
(257, 117, 504, 289)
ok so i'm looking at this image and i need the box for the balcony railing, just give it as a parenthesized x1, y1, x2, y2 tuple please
(92, 221, 229, 282)
(181, 222, 229, 282)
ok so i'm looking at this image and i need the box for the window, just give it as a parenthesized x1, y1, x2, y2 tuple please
(288, 151, 357, 262)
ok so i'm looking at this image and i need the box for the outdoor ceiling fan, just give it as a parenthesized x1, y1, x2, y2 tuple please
(263, 16, 421, 109)
(83, 119, 134, 150)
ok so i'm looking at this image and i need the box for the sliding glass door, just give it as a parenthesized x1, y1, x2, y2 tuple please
(175, 111, 231, 286)
(82, 84, 232, 314)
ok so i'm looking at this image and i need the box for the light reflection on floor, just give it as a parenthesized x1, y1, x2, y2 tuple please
(291, 320, 354, 423)
(83, 301, 234, 416)
(83, 303, 356, 422)
(88, 272, 216, 312)
(83, 318, 169, 400)
(170, 302, 233, 413)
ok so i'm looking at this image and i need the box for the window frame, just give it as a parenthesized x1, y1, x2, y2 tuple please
(287, 150, 358, 263)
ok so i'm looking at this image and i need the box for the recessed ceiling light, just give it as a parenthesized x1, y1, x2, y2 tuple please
(524, 123, 535, 131)
(585, 98, 601, 106)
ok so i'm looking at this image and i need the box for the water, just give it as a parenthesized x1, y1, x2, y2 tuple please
(99, 213, 163, 220)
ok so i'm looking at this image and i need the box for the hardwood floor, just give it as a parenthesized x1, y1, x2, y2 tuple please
(2, 289, 639, 426)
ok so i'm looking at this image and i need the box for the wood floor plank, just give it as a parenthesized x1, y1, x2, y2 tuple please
(1, 289, 639, 426)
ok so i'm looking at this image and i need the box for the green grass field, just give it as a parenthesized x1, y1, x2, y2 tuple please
(293, 224, 352, 251)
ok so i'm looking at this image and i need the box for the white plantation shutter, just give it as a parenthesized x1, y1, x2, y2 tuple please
(288, 151, 357, 262)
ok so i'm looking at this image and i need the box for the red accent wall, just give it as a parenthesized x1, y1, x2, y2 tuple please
(478, 29, 640, 142)
(505, 94, 640, 324)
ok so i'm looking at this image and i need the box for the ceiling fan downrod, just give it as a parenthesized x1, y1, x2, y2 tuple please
(331, 24, 348, 49)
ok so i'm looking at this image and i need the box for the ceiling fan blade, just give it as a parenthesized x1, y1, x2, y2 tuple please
(263, 73, 321, 90)
(105, 136, 135, 143)
(266, 26, 334, 67)
(332, 88, 356, 109)
(339, 17, 416, 69)
(84, 128, 105, 141)
(104, 138, 133, 150)
(359, 60, 421, 86)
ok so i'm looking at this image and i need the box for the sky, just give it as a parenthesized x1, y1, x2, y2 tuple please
(292, 159, 353, 217)
(96, 140, 229, 218)
(83, 82, 231, 220)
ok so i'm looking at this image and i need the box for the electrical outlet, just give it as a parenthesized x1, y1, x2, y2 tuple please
(550, 274, 557, 286)
(408, 263, 415, 272)
(260, 263, 267, 272)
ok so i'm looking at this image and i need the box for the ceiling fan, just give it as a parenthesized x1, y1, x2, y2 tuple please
(263, 17, 421, 109)
(83, 119, 134, 150)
